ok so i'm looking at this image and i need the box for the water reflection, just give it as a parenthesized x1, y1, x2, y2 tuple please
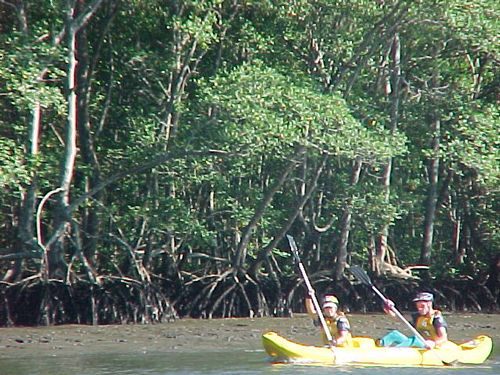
(0, 350, 498, 375)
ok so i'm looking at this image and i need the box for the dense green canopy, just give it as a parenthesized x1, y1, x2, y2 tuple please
(0, 0, 498, 325)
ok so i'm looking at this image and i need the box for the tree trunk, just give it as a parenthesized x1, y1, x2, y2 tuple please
(335, 156, 362, 280)
(75, 1, 102, 268)
(50, 0, 105, 278)
(249, 153, 328, 275)
(5, 0, 35, 282)
(376, 33, 400, 275)
(233, 146, 305, 269)
(421, 115, 440, 266)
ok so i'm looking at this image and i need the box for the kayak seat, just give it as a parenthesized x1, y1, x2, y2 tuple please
(352, 337, 376, 348)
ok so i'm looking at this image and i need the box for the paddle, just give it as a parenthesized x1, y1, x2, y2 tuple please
(349, 265, 455, 366)
(286, 235, 337, 357)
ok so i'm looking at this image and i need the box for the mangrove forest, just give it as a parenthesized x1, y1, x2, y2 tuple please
(0, 0, 499, 326)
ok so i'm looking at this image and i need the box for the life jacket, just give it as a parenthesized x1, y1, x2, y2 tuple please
(320, 312, 353, 347)
(413, 309, 446, 341)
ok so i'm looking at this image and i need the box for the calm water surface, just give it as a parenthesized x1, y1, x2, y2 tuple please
(1, 349, 499, 375)
(0, 314, 498, 375)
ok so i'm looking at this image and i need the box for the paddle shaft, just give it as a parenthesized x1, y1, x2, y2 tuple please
(286, 235, 336, 351)
(368, 284, 431, 348)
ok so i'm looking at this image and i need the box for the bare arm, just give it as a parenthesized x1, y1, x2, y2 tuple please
(336, 329, 349, 345)
(426, 325, 447, 348)
(305, 296, 316, 318)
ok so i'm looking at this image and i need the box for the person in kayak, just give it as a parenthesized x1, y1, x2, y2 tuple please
(377, 291, 448, 348)
(305, 294, 353, 347)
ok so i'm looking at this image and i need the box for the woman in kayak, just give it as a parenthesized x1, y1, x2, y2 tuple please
(305, 294, 353, 347)
(377, 291, 448, 348)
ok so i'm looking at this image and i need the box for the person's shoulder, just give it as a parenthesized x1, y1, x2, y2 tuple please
(432, 310, 448, 326)
(337, 312, 349, 321)
(433, 309, 445, 318)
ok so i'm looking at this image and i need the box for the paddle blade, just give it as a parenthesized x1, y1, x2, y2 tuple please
(286, 235, 300, 262)
(349, 265, 373, 286)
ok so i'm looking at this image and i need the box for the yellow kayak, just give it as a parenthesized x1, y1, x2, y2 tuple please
(262, 331, 493, 366)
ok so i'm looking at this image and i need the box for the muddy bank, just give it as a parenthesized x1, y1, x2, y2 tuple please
(0, 313, 498, 359)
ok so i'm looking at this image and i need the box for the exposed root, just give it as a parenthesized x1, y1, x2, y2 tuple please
(0, 275, 177, 326)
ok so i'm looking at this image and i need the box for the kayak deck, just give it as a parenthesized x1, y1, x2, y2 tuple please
(262, 331, 493, 366)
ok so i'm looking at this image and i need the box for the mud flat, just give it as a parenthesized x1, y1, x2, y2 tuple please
(0, 313, 498, 358)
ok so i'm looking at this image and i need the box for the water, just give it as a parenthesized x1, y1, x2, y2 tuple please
(0, 314, 498, 374)
(0, 349, 498, 375)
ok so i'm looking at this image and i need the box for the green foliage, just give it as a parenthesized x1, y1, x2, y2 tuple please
(0, 32, 65, 113)
(444, 105, 500, 185)
(447, 0, 500, 56)
(0, 138, 29, 190)
(199, 61, 406, 160)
